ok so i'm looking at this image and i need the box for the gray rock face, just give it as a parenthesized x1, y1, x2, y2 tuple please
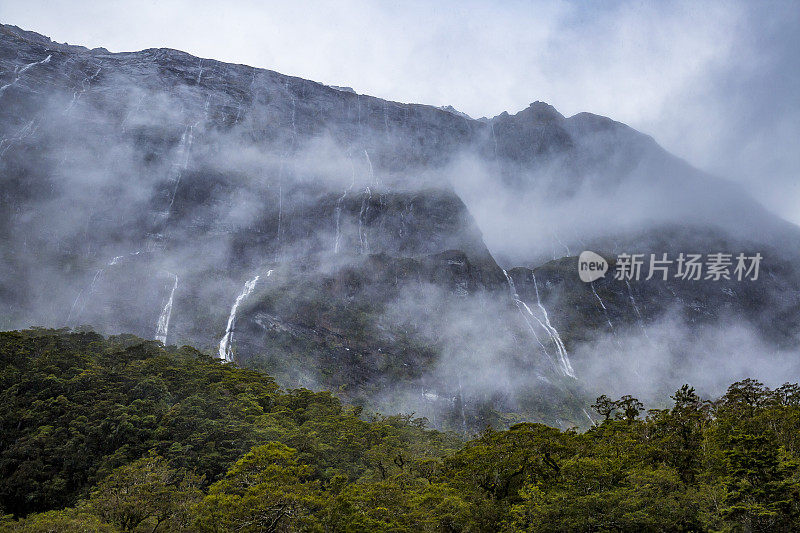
(1, 23, 799, 429)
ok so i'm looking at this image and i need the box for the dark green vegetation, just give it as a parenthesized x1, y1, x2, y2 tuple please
(1, 330, 799, 532)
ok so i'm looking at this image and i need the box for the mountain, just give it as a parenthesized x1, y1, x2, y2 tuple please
(1, 23, 799, 431)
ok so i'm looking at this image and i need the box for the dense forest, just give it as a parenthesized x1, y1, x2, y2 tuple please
(0, 329, 798, 532)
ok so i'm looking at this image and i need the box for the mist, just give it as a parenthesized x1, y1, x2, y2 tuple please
(2, 21, 799, 432)
(574, 311, 800, 405)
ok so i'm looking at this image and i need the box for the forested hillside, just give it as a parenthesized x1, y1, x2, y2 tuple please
(0, 330, 798, 531)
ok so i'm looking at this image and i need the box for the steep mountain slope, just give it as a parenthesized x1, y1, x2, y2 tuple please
(1, 23, 798, 429)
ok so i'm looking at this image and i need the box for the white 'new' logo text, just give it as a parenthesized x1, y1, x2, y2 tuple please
(578, 251, 608, 282)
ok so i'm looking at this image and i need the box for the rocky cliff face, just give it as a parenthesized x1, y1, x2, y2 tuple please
(2, 23, 799, 430)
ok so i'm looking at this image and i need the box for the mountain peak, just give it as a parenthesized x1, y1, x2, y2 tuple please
(521, 101, 565, 123)
(0, 23, 92, 54)
(491, 101, 565, 125)
(438, 105, 473, 120)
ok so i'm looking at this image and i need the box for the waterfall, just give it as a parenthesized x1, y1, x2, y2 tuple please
(155, 273, 179, 344)
(19, 54, 52, 73)
(109, 250, 142, 266)
(334, 193, 345, 253)
(167, 124, 195, 212)
(457, 376, 468, 437)
(66, 252, 146, 325)
(218, 271, 270, 361)
(364, 149, 377, 186)
(0, 119, 37, 160)
(65, 66, 102, 112)
(553, 230, 570, 256)
(626, 280, 650, 339)
(276, 182, 283, 259)
(502, 269, 556, 368)
(196, 59, 204, 84)
(359, 186, 371, 254)
(532, 273, 576, 378)
(65, 289, 84, 325)
(334, 156, 356, 253)
(590, 282, 616, 333)
(73, 268, 106, 320)
(0, 54, 51, 98)
(287, 82, 297, 140)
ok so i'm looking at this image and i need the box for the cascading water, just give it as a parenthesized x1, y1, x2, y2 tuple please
(155, 273, 179, 344)
(364, 149, 377, 186)
(65, 289, 84, 325)
(359, 187, 371, 254)
(532, 273, 576, 378)
(218, 270, 271, 361)
(334, 156, 356, 253)
(72, 268, 105, 320)
(287, 81, 297, 141)
(583, 408, 596, 427)
(109, 250, 142, 266)
(625, 280, 650, 339)
(0, 119, 38, 160)
(457, 375, 468, 437)
(66, 252, 146, 324)
(166, 123, 195, 213)
(590, 282, 615, 333)
(196, 59, 204, 84)
(65, 66, 102, 112)
(334, 191, 346, 253)
(553, 230, 570, 256)
(0, 54, 51, 97)
(502, 269, 556, 368)
(276, 182, 283, 259)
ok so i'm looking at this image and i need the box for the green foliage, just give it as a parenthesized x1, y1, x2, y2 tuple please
(0, 329, 455, 520)
(194, 442, 324, 532)
(86, 453, 202, 532)
(0, 508, 117, 532)
(1, 330, 799, 532)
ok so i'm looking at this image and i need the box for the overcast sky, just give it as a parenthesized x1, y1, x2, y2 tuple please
(2, 0, 798, 224)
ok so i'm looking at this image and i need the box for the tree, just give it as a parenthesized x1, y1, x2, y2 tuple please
(662, 385, 706, 483)
(0, 509, 117, 532)
(720, 379, 768, 418)
(194, 442, 324, 533)
(591, 395, 617, 420)
(773, 383, 800, 407)
(720, 433, 800, 532)
(615, 395, 643, 422)
(87, 454, 202, 532)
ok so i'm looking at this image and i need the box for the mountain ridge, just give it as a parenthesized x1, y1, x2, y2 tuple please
(0, 22, 671, 154)
(2, 22, 799, 431)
